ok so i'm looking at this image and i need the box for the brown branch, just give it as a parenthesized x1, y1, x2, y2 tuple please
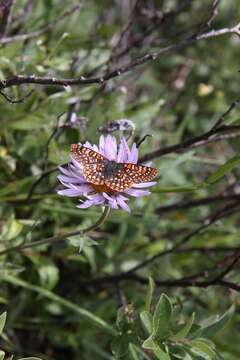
(82, 205, 240, 289)
(140, 125, 240, 162)
(79, 251, 240, 292)
(0, 0, 15, 36)
(0, 3, 81, 45)
(0, 89, 33, 103)
(0, 21, 239, 90)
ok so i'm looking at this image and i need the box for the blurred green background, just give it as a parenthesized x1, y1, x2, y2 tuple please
(0, 0, 240, 359)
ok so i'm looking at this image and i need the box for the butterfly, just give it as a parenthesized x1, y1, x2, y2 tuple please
(71, 144, 157, 193)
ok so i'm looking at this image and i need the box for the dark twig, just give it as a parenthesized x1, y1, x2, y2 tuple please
(0, 21, 240, 90)
(0, 89, 33, 103)
(83, 205, 240, 288)
(0, 3, 81, 45)
(0, 0, 15, 36)
(140, 124, 240, 162)
(136, 134, 153, 148)
(26, 167, 58, 203)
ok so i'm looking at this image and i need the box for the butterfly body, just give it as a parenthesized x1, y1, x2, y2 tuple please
(71, 144, 157, 193)
(101, 159, 124, 178)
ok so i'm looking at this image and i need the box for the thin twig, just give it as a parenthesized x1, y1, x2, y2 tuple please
(0, 3, 81, 45)
(0, 89, 33, 103)
(0, 21, 240, 90)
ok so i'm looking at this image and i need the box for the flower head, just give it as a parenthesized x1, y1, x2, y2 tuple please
(57, 135, 157, 212)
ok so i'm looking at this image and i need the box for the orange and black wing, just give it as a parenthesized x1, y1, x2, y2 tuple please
(71, 144, 106, 185)
(105, 164, 157, 192)
(71, 144, 105, 165)
(123, 163, 157, 183)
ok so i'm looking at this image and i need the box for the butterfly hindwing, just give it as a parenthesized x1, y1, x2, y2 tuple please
(105, 170, 134, 192)
(123, 163, 157, 183)
(83, 163, 105, 185)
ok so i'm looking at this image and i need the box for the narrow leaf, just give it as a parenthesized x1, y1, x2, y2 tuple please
(200, 305, 234, 337)
(0, 312, 7, 336)
(153, 294, 172, 339)
(190, 339, 216, 359)
(140, 311, 153, 335)
(145, 276, 155, 311)
(172, 313, 195, 341)
(206, 155, 240, 184)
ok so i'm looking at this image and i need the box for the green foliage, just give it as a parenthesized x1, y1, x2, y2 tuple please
(0, 312, 42, 360)
(110, 282, 234, 359)
(0, 0, 240, 359)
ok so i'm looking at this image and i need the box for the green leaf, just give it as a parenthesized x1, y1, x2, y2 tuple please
(172, 313, 195, 341)
(111, 334, 130, 358)
(0, 350, 5, 360)
(129, 343, 139, 360)
(68, 233, 98, 252)
(142, 337, 171, 360)
(7, 114, 48, 130)
(205, 155, 240, 184)
(140, 311, 153, 335)
(129, 344, 152, 360)
(0, 312, 7, 336)
(200, 305, 235, 337)
(151, 184, 200, 193)
(145, 276, 155, 311)
(18, 358, 42, 360)
(0, 215, 23, 241)
(190, 339, 216, 359)
(153, 294, 172, 339)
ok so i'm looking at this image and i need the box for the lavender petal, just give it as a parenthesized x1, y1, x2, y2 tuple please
(129, 143, 138, 163)
(116, 194, 131, 212)
(125, 188, 151, 197)
(104, 135, 118, 161)
(58, 175, 86, 185)
(134, 181, 157, 188)
(99, 135, 106, 156)
(58, 188, 84, 197)
(117, 137, 130, 162)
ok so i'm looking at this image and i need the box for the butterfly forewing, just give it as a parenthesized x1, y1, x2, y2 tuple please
(71, 144, 104, 165)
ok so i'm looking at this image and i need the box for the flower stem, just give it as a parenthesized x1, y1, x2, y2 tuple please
(0, 206, 111, 256)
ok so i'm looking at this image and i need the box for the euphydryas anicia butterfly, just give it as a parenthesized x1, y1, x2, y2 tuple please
(71, 144, 157, 193)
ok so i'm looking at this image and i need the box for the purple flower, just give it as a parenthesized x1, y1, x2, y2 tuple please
(57, 135, 157, 212)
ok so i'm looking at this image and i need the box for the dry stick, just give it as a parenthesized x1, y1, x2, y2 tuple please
(0, 89, 33, 103)
(80, 250, 240, 292)
(0, 3, 81, 45)
(82, 205, 240, 289)
(140, 125, 240, 162)
(0, 21, 240, 90)
(0, 0, 15, 36)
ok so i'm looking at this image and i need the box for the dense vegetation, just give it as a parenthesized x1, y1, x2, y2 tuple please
(0, 1, 240, 359)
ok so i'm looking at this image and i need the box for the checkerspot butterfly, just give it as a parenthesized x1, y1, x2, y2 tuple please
(71, 144, 157, 192)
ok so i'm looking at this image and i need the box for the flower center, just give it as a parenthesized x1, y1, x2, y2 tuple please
(91, 183, 115, 195)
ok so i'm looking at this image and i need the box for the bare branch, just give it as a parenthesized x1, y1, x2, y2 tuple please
(0, 21, 239, 90)
(0, 3, 81, 45)
(0, 0, 15, 36)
